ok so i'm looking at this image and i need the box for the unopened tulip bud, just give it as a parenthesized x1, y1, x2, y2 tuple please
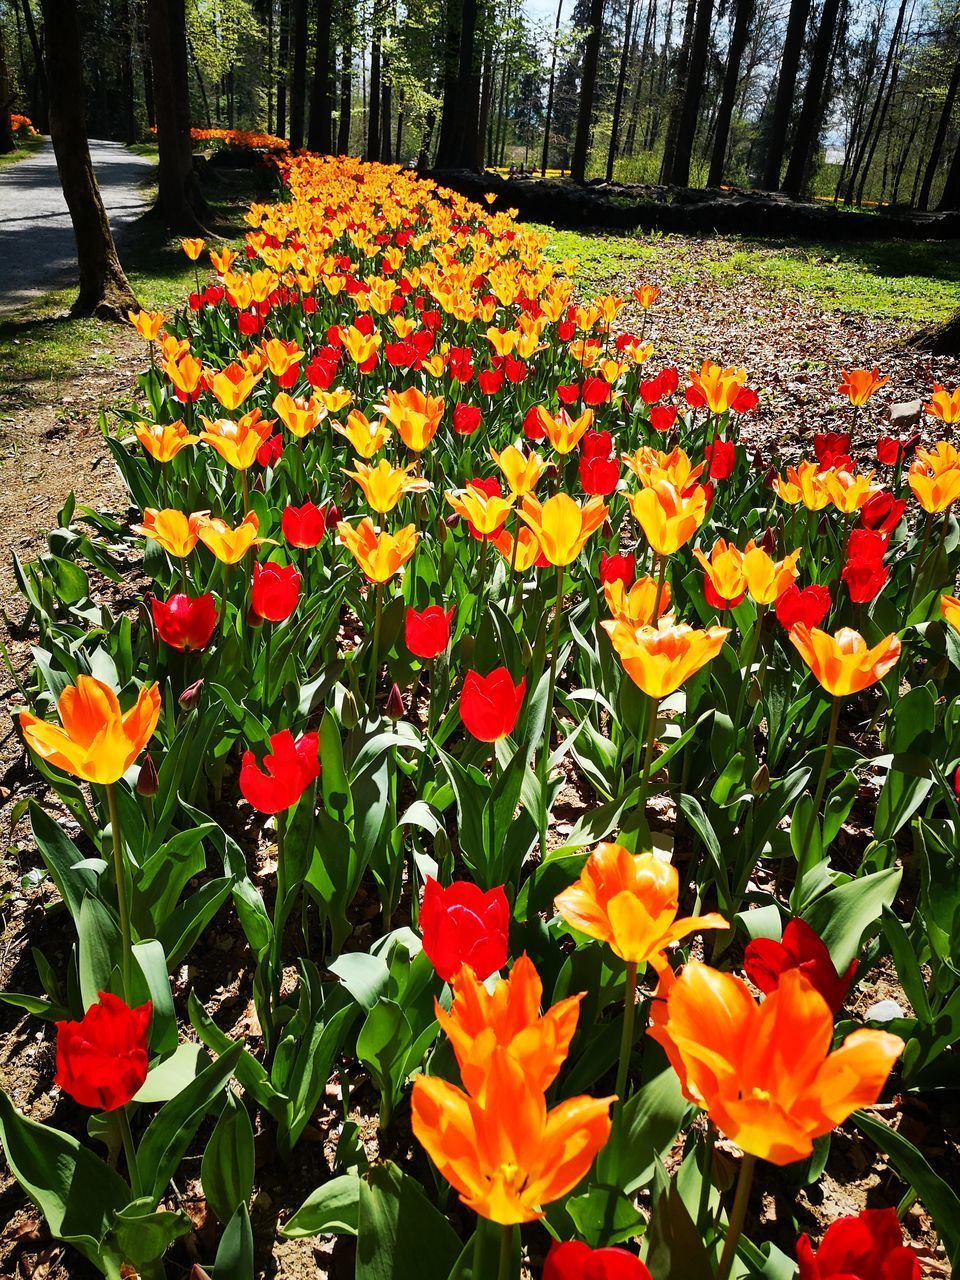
(445, 513, 459, 529)
(601, 518, 614, 540)
(666, 430, 679, 452)
(762, 465, 777, 489)
(136, 752, 159, 797)
(341, 689, 359, 729)
(179, 677, 203, 711)
(752, 449, 765, 471)
(385, 682, 405, 720)
(817, 514, 829, 538)
(760, 527, 777, 555)
(326, 503, 341, 526)
(544, 462, 560, 482)
(751, 764, 770, 795)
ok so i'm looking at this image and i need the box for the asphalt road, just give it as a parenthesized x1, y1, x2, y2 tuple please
(0, 138, 156, 316)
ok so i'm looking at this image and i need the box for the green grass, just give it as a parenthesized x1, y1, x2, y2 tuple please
(0, 133, 45, 168)
(534, 224, 960, 322)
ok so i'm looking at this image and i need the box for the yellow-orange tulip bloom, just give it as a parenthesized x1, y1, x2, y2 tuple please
(199, 410, 273, 470)
(437, 955, 582, 1101)
(908, 447, 960, 513)
(491, 444, 546, 496)
(334, 410, 391, 457)
(164, 353, 205, 399)
(604, 575, 672, 625)
(821, 468, 881, 514)
(128, 309, 165, 343)
(337, 518, 418, 583)
(490, 527, 542, 571)
(625, 445, 704, 492)
(209, 246, 237, 275)
(209, 363, 258, 412)
(262, 337, 303, 379)
(602, 615, 729, 698)
(941, 594, 960, 632)
(535, 406, 593, 455)
(196, 512, 262, 564)
(134, 420, 198, 463)
(341, 325, 382, 367)
(925, 384, 960, 425)
(689, 360, 747, 415)
(741, 541, 801, 604)
(346, 459, 430, 514)
(648, 963, 903, 1165)
(773, 461, 831, 511)
(446, 486, 515, 536)
(633, 284, 661, 308)
(321, 387, 354, 414)
(628, 479, 708, 556)
(789, 624, 901, 697)
(693, 539, 747, 606)
(273, 392, 325, 439)
(486, 326, 518, 356)
(555, 844, 727, 968)
(518, 493, 607, 566)
(19, 675, 161, 786)
(134, 508, 204, 558)
(381, 387, 444, 452)
(838, 367, 889, 406)
(411, 1055, 612, 1225)
(180, 237, 205, 261)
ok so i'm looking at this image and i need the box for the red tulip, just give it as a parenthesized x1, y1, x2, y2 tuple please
(876, 434, 919, 466)
(580, 453, 620, 496)
(557, 382, 580, 405)
(775, 583, 831, 630)
(56, 993, 151, 1112)
(704, 438, 736, 480)
(731, 385, 759, 414)
(813, 432, 852, 471)
(419, 877, 509, 982)
(405, 604, 454, 660)
(460, 667, 526, 741)
(150, 593, 217, 651)
(582, 376, 610, 406)
(842, 529, 888, 604)
(599, 552, 635, 589)
(282, 502, 327, 548)
(544, 1242, 652, 1280)
(859, 491, 906, 533)
(523, 404, 547, 440)
(251, 561, 301, 622)
(453, 403, 482, 435)
(256, 434, 283, 467)
(581, 429, 613, 459)
(797, 1208, 920, 1279)
(744, 918, 857, 1013)
(239, 728, 321, 813)
(648, 404, 678, 433)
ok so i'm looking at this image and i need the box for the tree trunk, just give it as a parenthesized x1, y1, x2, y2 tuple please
(380, 56, 392, 162)
(541, 0, 563, 174)
(337, 33, 352, 152)
(20, 0, 47, 132)
(842, 0, 907, 203)
(138, 0, 156, 129)
(434, 0, 463, 166)
(760, 0, 813, 189)
(276, 0, 288, 139)
(669, 0, 713, 186)
(307, 0, 333, 151)
(0, 21, 14, 154)
(476, 37, 493, 169)
(659, 0, 696, 183)
(571, 0, 605, 182)
(395, 87, 404, 160)
(937, 135, 960, 211)
(367, 4, 382, 160)
(148, 0, 208, 232)
(780, 0, 843, 193)
(39, 0, 138, 318)
(917, 51, 960, 210)
(707, 0, 754, 185)
(606, 0, 636, 180)
(905, 307, 960, 354)
(288, 0, 307, 149)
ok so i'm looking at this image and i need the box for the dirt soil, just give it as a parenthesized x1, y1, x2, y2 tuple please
(0, 233, 958, 1279)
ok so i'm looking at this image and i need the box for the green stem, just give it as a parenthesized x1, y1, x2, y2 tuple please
(367, 584, 384, 708)
(614, 961, 638, 1112)
(263, 621, 273, 705)
(636, 694, 658, 819)
(105, 783, 132, 1000)
(497, 1224, 514, 1280)
(651, 554, 668, 621)
(733, 604, 766, 732)
(269, 809, 288, 1038)
(903, 513, 933, 618)
(538, 563, 565, 859)
(241, 468, 249, 517)
(716, 1154, 756, 1280)
(697, 1121, 716, 1231)
(796, 696, 840, 894)
(118, 1104, 142, 1197)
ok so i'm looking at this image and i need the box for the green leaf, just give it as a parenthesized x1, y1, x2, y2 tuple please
(202, 1093, 255, 1225)
(356, 1162, 461, 1280)
(135, 1043, 206, 1105)
(597, 1066, 688, 1194)
(281, 1175, 361, 1238)
(566, 1183, 646, 1247)
(645, 1168, 714, 1280)
(78, 894, 120, 1009)
(213, 1202, 254, 1280)
(803, 867, 903, 973)
(106, 1200, 192, 1272)
(29, 801, 99, 921)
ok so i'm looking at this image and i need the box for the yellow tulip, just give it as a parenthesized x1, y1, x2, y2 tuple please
(604, 576, 672, 625)
(627, 480, 708, 556)
(446, 486, 515, 537)
(346, 459, 431, 514)
(209, 363, 258, 412)
(602, 615, 729, 698)
(273, 391, 325, 439)
(134, 508, 204, 558)
(381, 387, 445, 452)
(518, 493, 607, 566)
(134, 420, 198, 463)
(535, 407, 593, 455)
(197, 512, 262, 564)
(199, 410, 274, 470)
(491, 444, 546, 496)
(741, 541, 801, 604)
(338, 518, 418, 583)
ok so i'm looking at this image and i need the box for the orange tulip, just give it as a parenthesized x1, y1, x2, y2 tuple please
(134, 420, 198, 463)
(925, 384, 960, 425)
(633, 284, 661, 308)
(437, 955, 583, 1101)
(262, 337, 303, 379)
(941, 594, 960, 632)
(337, 518, 418, 582)
(625, 445, 704, 492)
(491, 443, 546, 496)
(535, 406, 593, 455)
(380, 387, 444, 452)
(348, 459, 431, 514)
(128, 309, 165, 343)
(180, 237, 205, 260)
(741, 540, 801, 604)
(688, 360, 747, 415)
(411, 1055, 612, 1225)
(19, 675, 161, 786)
(134, 508, 204, 558)
(602, 615, 729, 698)
(604, 575, 672, 625)
(163, 353, 205, 399)
(627, 480, 708, 556)
(648, 963, 902, 1164)
(334, 409, 391, 457)
(196, 512, 262, 564)
(789, 624, 900, 697)
(209, 363, 258, 412)
(820, 468, 880, 514)
(199, 410, 274, 470)
(446, 484, 515, 536)
(490, 527, 542, 572)
(908, 444, 960, 513)
(273, 392, 325, 439)
(341, 325, 382, 367)
(555, 844, 727, 968)
(773, 461, 831, 511)
(838, 367, 889, 406)
(693, 539, 747, 607)
(518, 493, 607, 565)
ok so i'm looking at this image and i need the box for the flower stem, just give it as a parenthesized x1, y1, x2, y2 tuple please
(651, 554, 668, 621)
(105, 783, 132, 1001)
(538, 563, 565, 859)
(716, 1153, 755, 1280)
(614, 960, 638, 1112)
(903, 513, 933, 618)
(367, 584, 384, 708)
(497, 1224, 514, 1280)
(797, 695, 840, 891)
(636, 694, 658, 819)
(118, 1103, 142, 1197)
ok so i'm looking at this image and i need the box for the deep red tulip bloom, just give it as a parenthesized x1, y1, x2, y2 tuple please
(859, 491, 906, 533)
(55, 993, 151, 1112)
(842, 556, 888, 603)
(847, 528, 889, 559)
(731, 385, 759, 414)
(257, 434, 283, 467)
(478, 368, 503, 395)
(453, 403, 482, 435)
(544, 1241, 652, 1280)
(582, 376, 610, 406)
(797, 1208, 920, 1279)
(557, 382, 580, 405)
(600, 552, 635, 589)
(648, 404, 678, 433)
(282, 502, 327, 548)
(523, 404, 547, 440)
(150, 592, 217, 651)
(580, 453, 620, 496)
(813, 431, 852, 470)
(239, 728, 321, 814)
(876, 434, 919, 466)
(775, 583, 831, 630)
(557, 319, 576, 341)
(704, 438, 736, 479)
(419, 877, 509, 982)
(745, 918, 857, 1013)
(581, 429, 613, 459)
(251, 561, 301, 622)
(460, 667, 526, 741)
(405, 604, 454, 660)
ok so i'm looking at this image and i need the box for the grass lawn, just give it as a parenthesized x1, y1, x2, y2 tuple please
(534, 224, 960, 323)
(0, 134, 45, 169)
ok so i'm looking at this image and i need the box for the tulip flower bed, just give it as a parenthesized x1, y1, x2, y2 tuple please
(4, 153, 960, 1280)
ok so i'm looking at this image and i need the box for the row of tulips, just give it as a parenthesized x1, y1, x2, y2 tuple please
(4, 154, 959, 1280)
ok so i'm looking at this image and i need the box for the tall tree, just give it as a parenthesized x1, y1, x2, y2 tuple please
(338, 29, 352, 152)
(760, 0, 813, 189)
(0, 19, 14, 154)
(938, 133, 960, 210)
(276, 0, 289, 138)
(659, 0, 697, 182)
(288, 0, 307, 149)
(148, 0, 208, 231)
(307, 0, 333, 151)
(842, 0, 908, 202)
(570, 0, 604, 182)
(38, 0, 138, 317)
(708, 0, 755, 185)
(669, 0, 713, 185)
(367, 0, 383, 159)
(20, 0, 47, 132)
(541, 0, 564, 175)
(606, 0, 636, 180)
(780, 0, 844, 193)
(917, 49, 960, 209)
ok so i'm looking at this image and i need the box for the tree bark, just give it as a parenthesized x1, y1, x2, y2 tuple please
(338, 33, 352, 152)
(918, 51, 960, 210)
(366, 2, 382, 160)
(606, 0, 636, 180)
(937, 135, 960, 211)
(307, 0, 333, 152)
(707, 0, 754, 185)
(0, 20, 14, 154)
(20, 0, 47, 132)
(571, 0, 605, 182)
(905, 306, 960, 354)
(669, 0, 713, 186)
(276, 0, 288, 139)
(541, 0, 564, 175)
(39, 0, 138, 318)
(148, 0, 208, 232)
(842, 0, 907, 203)
(434, 0, 463, 166)
(659, 0, 696, 183)
(780, 0, 843, 193)
(288, 0, 308, 149)
(760, 0, 813, 189)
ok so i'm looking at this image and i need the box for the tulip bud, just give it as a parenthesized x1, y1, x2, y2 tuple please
(136, 753, 159, 797)
(747, 674, 762, 706)
(179, 677, 204, 711)
(666, 430, 679, 452)
(445, 513, 459, 529)
(751, 763, 770, 795)
(762, 465, 777, 489)
(544, 462, 560, 482)
(817, 514, 829, 539)
(433, 826, 451, 865)
(601, 518, 614, 540)
(752, 449, 765, 471)
(385, 682, 405, 721)
(341, 689, 359, 730)
(760, 526, 777, 555)
(326, 503, 341, 527)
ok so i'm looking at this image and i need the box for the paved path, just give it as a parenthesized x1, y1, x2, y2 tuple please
(0, 139, 156, 316)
